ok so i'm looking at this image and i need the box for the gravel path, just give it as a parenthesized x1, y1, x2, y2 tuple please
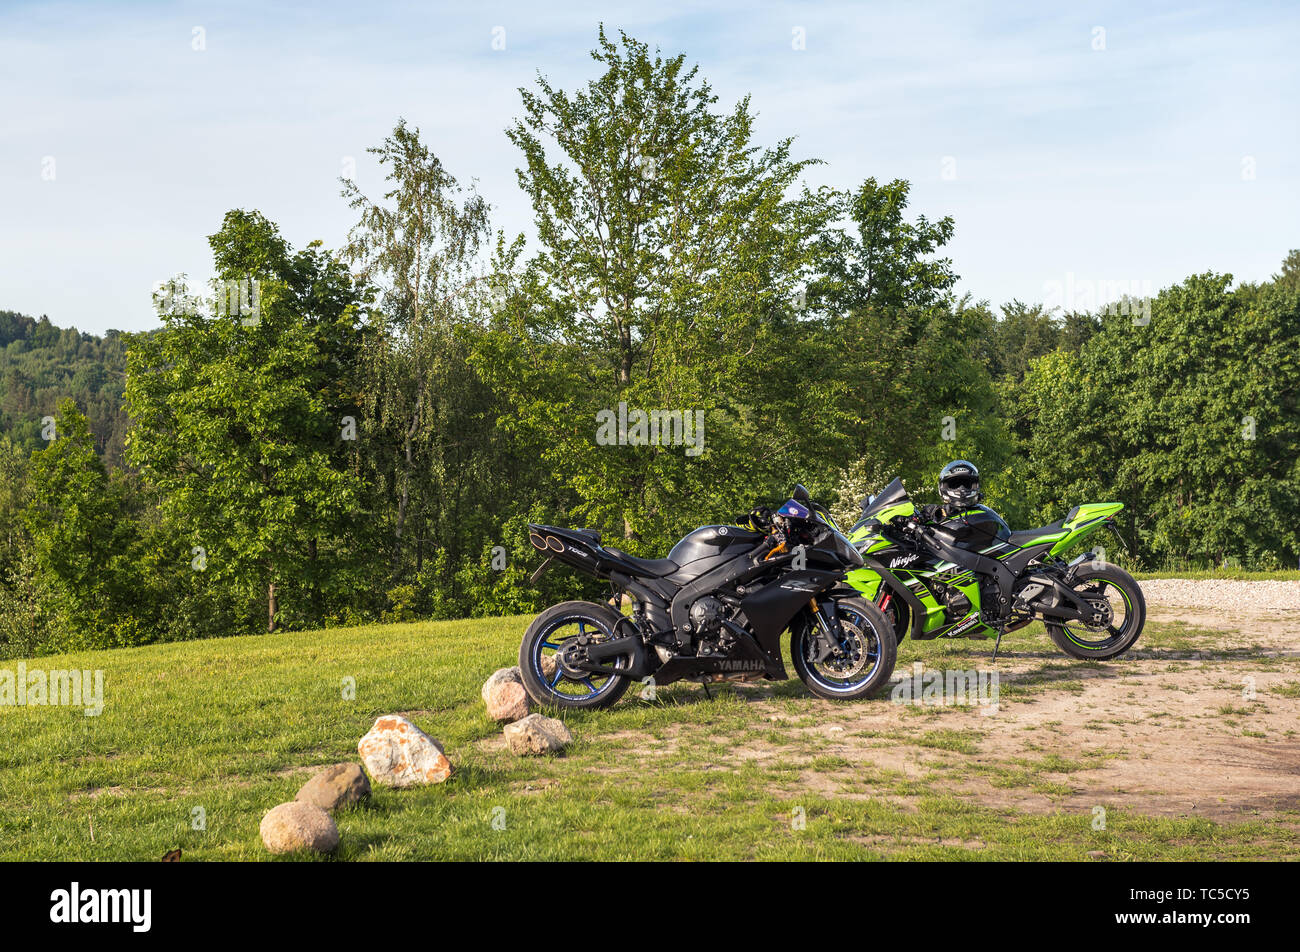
(1138, 578, 1300, 611)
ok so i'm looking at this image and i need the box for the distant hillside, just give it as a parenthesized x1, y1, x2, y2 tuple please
(0, 310, 131, 466)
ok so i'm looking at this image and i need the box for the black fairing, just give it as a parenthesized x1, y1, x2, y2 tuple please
(941, 505, 1011, 548)
(739, 569, 841, 656)
(1001, 540, 1057, 576)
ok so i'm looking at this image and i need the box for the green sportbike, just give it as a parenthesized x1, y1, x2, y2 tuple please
(842, 478, 1146, 660)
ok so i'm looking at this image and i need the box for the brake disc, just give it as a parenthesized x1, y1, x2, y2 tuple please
(820, 624, 869, 678)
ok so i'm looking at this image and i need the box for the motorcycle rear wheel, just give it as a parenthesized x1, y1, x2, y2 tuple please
(1045, 563, 1146, 660)
(518, 601, 632, 710)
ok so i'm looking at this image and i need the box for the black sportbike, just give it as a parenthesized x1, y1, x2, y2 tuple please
(520, 486, 897, 708)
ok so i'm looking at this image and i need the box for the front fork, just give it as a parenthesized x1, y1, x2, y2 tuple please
(808, 598, 846, 663)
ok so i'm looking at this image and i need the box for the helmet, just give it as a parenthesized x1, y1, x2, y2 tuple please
(938, 459, 982, 511)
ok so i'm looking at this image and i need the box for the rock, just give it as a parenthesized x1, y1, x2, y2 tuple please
(482, 667, 531, 722)
(357, 715, 452, 787)
(540, 654, 558, 681)
(504, 713, 572, 756)
(296, 763, 371, 811)
(1086, 850, 1109, 861)
(259, 801, 339, 854)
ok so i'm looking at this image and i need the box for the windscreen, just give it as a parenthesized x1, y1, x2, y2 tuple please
(861, 477, 909, 517)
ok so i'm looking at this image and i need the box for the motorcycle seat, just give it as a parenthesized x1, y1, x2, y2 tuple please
(1008, 519, 1067, 547)
(603, 547, 680, 578)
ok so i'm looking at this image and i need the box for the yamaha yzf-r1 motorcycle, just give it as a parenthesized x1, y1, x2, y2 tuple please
(520, 485, 897, 709)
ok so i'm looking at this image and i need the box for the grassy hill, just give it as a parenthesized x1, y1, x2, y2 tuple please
(0, 613, 1294, 861)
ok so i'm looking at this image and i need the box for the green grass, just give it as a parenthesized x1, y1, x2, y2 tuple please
(0, 615, 1294, 861)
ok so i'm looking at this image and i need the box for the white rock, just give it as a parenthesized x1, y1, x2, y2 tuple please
(482, 667, 531, 722)
(503, 713, 573, 756)
(357, 715, 452, 787)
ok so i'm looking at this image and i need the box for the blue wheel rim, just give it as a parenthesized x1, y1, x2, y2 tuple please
(532, 615, 625, 702)
(804, 606, 883, 693)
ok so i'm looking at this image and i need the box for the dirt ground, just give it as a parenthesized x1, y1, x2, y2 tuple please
(620, 605, 1300, 827)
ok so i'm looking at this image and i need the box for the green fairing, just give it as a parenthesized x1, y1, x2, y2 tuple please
(844, 494, 1126, 640)
(1047, 502, 1124, 556)
(845, 567, 879, 598)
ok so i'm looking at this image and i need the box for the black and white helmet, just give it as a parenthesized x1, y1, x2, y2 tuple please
(938, 460, 982, 511)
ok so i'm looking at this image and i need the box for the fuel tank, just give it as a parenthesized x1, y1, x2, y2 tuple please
(667, 525, 764, 573)
(941, 505, 1011, 549)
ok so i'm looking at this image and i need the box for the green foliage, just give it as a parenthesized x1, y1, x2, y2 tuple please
(15, 400, 149, 651)
(339, 120, 516, 615)
(0, 310, 131, 465)
(1005, 273, 1300, 567)
(491, 27, 837, 552)
(814, 179, 1010, 522)
(813, 177, 956, 314)
(124, 210, 371, 635)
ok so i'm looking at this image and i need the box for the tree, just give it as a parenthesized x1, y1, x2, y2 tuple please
(340, 120, 507, 608)
(812, 177, 956, 315)
(1273, 249, 1300, 290)
(0, 310, 131, 466)
(125, 210, 369, 633)
(987, 300, 1060, 381)
(1007, 273, 1300, 567)
(811, 178, 1009, 516)
(22, 399, 146, 649)
(490, 27, 834, 548)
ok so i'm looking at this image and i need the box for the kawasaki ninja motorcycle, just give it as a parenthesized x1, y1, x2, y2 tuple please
(520, 485, 897, 708)
(844, 478, 1146, 660)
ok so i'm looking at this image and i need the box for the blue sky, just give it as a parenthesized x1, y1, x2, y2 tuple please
(2, 0, 1297, 335)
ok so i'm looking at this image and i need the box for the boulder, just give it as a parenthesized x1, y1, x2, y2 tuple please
(482, 667, 531, 722)
(296, 763, 371, 811)
(259, 801, 339, 854)
(503, 713, 573, 756)
(357, 715, 452, 787)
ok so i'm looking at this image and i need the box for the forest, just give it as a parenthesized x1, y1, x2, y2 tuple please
(1, 30, 1296, 658)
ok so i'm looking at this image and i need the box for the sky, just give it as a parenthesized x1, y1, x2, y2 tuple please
(2, 0, 1297, 335)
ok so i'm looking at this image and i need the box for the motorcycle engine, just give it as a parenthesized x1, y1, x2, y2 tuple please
(937, 583, 972, 621)
(689, 596, 725, 634)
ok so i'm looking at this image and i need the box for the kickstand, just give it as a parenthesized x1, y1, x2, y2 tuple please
(701, 680, 712, 699)
(992, 629, 1005, 662)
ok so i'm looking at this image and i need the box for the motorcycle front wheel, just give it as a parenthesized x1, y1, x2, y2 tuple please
(791, 597, 897, 700)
